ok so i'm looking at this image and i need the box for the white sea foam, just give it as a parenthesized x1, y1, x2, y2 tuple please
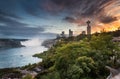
(21, 38, 43, 47)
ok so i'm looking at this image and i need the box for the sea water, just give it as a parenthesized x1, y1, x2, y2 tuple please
(0, 39, 48, 69)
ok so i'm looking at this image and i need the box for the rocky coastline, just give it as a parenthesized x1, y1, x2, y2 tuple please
(0, 39, 27, 48)
(41, 39, 57, 48)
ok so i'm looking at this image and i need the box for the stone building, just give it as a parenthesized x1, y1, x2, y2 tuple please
(69, 29, 73, 37)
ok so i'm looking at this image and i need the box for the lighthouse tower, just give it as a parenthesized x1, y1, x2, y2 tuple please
(87, 20, 91, 35)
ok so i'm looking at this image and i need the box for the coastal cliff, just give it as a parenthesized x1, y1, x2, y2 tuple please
(0, 39, 27, 48)
(41, 39, 57, 48)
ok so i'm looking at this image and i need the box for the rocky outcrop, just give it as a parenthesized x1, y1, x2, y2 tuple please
(106, 66, 120, 79)
(42, 39, 57, 48)
(0, 39, 27, 48)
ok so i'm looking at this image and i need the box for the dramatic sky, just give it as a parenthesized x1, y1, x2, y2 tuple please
(0, 0, 120, 39)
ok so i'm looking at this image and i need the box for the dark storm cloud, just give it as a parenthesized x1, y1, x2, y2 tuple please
(0, 0, 119, 37)
(99, 16, 118, 24)
(0, 17, 27, 27)
(0, 0, 58, 38)
(20, 1, 38, 17)
(63, 16, 87, 26)
(0, 24, 44, 37)
(0, 9, 22, 19)
(19, 0, 45, 17)
(45, 0, 109, 15)
(0, 11, 44, 36)
(44, 0, 119, 24)
(64, 16, 76, 23)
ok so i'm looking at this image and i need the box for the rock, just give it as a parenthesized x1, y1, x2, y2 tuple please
(0, 39, 27, 48)
(42, 39, 57, 48)
(106, 66, 120, 79)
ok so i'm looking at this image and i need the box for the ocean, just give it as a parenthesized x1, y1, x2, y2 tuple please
(0, 38, 48, 69)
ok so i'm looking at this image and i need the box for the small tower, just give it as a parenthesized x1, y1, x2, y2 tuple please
(87, 20, 91, 35)
(61, 31, 65, 38)
(82, 31, 86, 35)
(69, 29, 73, 37)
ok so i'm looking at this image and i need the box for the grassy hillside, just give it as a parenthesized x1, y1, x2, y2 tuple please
(1, 31, 120, 79)
(34, 33, 120, 79)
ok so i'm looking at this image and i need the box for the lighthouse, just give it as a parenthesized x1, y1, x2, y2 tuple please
(87, 20, 91, 35)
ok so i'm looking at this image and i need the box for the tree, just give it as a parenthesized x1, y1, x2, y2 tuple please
(22, 74, 35, 79)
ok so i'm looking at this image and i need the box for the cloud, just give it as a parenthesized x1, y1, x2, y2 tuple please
(99, 16, 118, 24)
(20, 0, 45, 17)
(64, 16, 76, 23)
(44, 0, 120, 24)
(0, 9, 22, 19)
(44, 0, 109, 15)
(63, 16, 87, 26)
(0, 1, 58, 39)
(0, 0, 120, 36)
(0, 10, 45, 38)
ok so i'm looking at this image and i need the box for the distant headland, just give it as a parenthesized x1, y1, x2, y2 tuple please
(0, 39, 27, 48)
